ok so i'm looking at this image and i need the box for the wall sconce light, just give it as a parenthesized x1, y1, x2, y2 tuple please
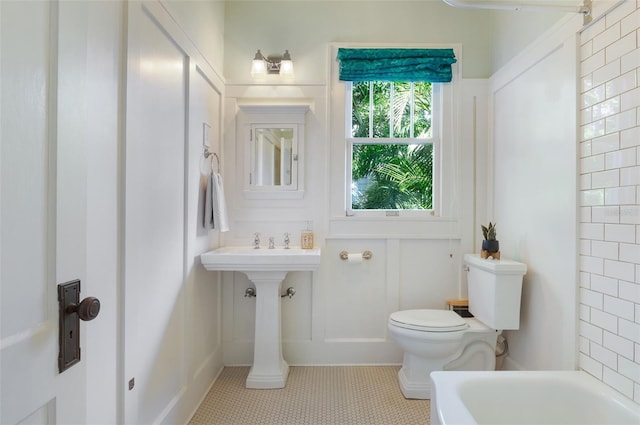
(251, 49, 294, 77)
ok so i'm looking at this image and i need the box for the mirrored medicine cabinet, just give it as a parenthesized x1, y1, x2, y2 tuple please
(239, 103, 309, 199)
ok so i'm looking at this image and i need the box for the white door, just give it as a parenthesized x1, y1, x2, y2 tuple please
(1, 1, 91, 423)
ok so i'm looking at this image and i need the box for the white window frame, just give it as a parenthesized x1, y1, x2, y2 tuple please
(345, 82, 442, 218)
(328, 43, 461, 237)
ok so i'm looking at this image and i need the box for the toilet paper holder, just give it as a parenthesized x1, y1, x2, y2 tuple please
(339, 250, 373, 260)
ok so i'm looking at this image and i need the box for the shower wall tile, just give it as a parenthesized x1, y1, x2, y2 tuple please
(621, 48, 640, 73)
(582, 50, 606, 76)
(581, 352, 604, 378)
(620, 6, 640, 34)
(582, 222, 604, 239)
(620, 126, 639, 148)
(582, 153, 606, 172)
(619, 319, 640, 344)
(603, 367, 635, 398)
(604, 223, 636, 242)
(620, 243, 640, 264)
(620, 280, 640, 302)
(620, 165, 640, 185)
(591, 239, 619, 258)
(593, 23, 621, 53)
(621, 86, 640, 109)
(593, 60, 621, 86)
(591, 308, 619, 333)
(604, 70, 637, 98)
(592, 205, 620, 222)
(605, 108, 636, 133)
(605, 185, 637, 205)
(593, 97, 621, 119)
(581, 320, 604, 345)
(620, 205, 640, 223)
(591, 273, 619, 296)
(582, 84, 606, 107)
(582, 287, 604, 308)
(606, 147, 636, 169)
(591, 341, 618, 369)
(603, 295, 635, 321)
(592, 133, 620, 154)
(591, 169, 620, 187)
(579, 0, 640, 404)
(606, 33, 637, 63)
(604, 331, 635, 359)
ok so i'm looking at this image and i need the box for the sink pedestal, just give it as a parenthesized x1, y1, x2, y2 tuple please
(200, 247, 321, 389)
(244, 271, 289, 389)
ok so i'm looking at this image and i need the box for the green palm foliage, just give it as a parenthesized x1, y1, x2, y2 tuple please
(351, 81, 433, 210)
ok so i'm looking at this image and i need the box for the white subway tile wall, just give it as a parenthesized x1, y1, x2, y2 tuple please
(579, 0, 640, 403)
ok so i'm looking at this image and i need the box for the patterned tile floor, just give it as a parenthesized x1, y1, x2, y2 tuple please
(189, 366, 430, 425)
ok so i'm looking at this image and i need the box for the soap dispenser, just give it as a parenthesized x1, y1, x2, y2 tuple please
(301, 221, 314, 249)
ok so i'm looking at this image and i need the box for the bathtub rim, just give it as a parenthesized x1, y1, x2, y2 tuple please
(430, 370, 640, 425)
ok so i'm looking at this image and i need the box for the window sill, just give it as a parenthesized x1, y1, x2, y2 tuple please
(328, 215, 461, 239)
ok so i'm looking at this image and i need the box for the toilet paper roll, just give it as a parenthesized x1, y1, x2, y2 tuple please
(347, 253, 363, 264)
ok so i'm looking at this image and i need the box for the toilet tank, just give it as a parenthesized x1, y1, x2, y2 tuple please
(464, 254, 527, 330)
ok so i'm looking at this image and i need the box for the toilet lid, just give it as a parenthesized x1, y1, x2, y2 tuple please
(390, 309, 469, 332)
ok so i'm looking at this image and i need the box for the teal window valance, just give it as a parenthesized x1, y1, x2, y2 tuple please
(337, 48, 457, 83)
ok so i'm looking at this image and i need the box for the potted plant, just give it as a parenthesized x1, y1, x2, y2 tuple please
(481, 222, 500, 259)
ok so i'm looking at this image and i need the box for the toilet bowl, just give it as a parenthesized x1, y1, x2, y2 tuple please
(388, 310, 498, 399)
(388, 254, 527, 399)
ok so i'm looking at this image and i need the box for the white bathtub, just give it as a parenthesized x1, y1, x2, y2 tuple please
(430, 371, 640, 425)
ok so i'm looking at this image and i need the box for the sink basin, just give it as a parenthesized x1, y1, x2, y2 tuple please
(201, 246, 321, 271)
(200, 246, 321, 389)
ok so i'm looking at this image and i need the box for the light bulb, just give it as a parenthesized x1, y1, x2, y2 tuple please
(251, 49, 267, 77)
(280, 50, 294, 76)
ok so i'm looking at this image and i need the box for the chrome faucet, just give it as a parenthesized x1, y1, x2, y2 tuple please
(268, 236, 275, 249)
(283, 232, 290, 249)
(253, 232, 260, 249)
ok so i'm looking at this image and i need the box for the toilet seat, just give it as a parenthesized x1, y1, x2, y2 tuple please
(389, 309, 469, 332)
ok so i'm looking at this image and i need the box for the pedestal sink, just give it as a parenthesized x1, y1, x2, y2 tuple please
(200, 246, 321, 389)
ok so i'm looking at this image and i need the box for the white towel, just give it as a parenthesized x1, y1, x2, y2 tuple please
(212, 172, 229, 232)
(204, 172, 215, 229)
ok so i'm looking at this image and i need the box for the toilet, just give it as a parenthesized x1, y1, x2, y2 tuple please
(387, 253, 527, 399)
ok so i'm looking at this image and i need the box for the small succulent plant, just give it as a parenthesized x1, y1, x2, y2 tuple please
(481, 222, 497, 241)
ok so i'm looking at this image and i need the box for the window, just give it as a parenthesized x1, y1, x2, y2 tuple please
(330, 45, 458, 227)
(347, 80, 439, 213)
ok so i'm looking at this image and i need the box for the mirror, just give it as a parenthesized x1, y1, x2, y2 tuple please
(252, 127, 296, 187)
(239, 102, 308, 199)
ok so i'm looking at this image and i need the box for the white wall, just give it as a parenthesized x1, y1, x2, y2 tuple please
(487, 0, 640, 403)
(224, 1, 496, 80)
(578, 0, 640, 403)
(121, 2, 226, 424)
(491, 7, 569, 71)
(489, 14, 580, 371)
(220, 23, 487, 366)
(163, 0, 225, 72)
(170, 0, 639, 404)
(75, 1, 227, 423)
